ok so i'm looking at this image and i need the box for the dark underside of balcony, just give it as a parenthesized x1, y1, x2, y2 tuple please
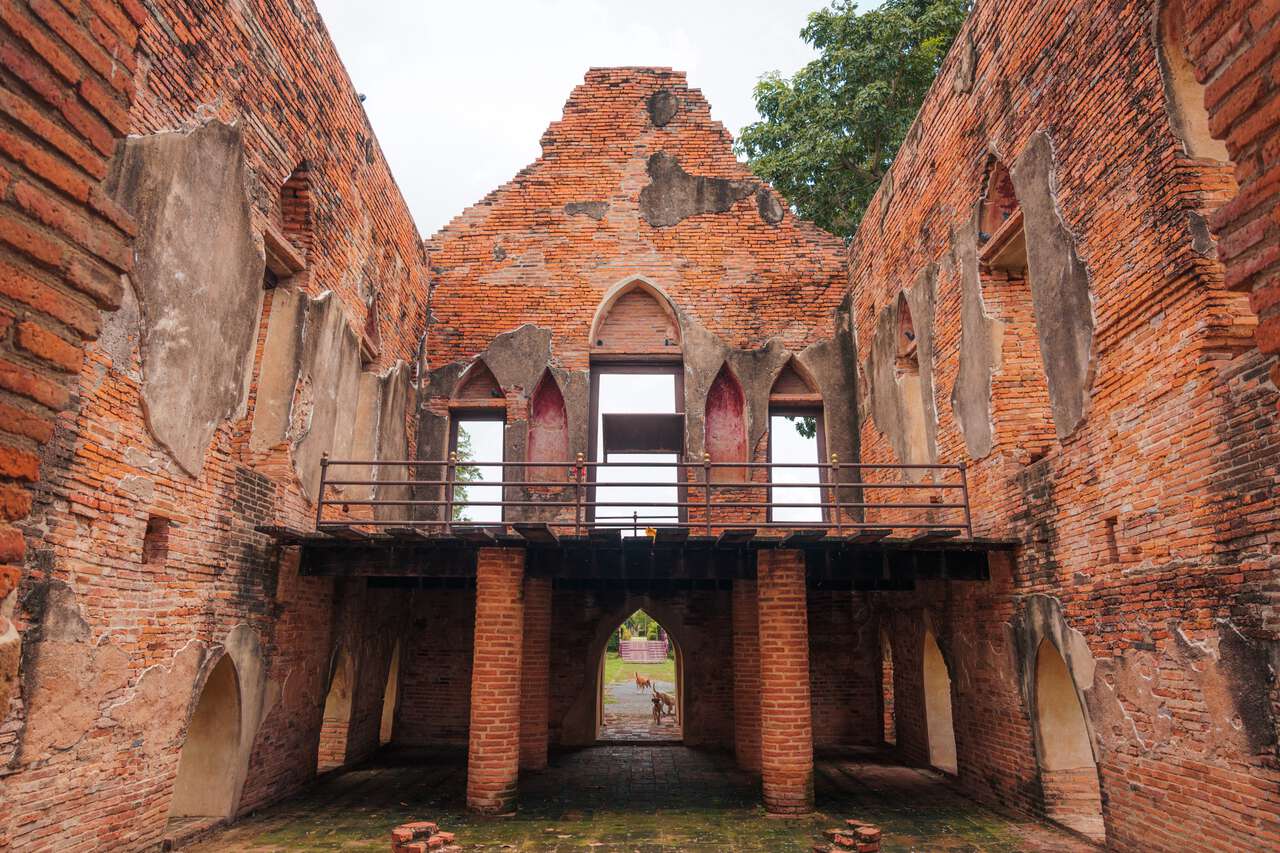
(257, 526, 1014, 590)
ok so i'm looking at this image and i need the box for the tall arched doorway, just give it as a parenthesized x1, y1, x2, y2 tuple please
(380, 641, 401, 746)
(597, 609, 683, 742)
(1034, 639, 1105, 843)
(318, 647, 354, 771)
(169, 654, 242, 823)
(923, 628, 957, 774)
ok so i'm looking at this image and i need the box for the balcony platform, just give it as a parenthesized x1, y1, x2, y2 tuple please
(257, 525, 1014, 589)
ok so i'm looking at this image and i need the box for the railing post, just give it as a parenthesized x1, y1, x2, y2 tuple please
(703, 452, 712, 536)
(958, 462, 973, 538)
(444, 451, 457, 535)
(315, 452, 329, 530)
(830, 453, 841, 537)
(574, 452, 584, 536)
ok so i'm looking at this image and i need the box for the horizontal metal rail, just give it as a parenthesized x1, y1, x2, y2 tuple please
(313, 454, 973, 539)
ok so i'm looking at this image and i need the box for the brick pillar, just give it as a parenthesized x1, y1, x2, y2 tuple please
(519, 575, 551, 771)
(467, 548, 525, 813)
(732, 578, 762, 772)
(756, 549, 814, 815)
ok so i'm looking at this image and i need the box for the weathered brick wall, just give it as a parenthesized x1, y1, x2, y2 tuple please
(1, 0, 429, 848)
(0, 0, 141, 847)
(396, 587, 476, 747)
(807, 590, 879, 748)
(851, 0, 1280, 849)
(1178, 0, 1280, 384)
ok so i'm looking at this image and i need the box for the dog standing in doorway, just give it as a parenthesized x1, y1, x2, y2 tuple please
(653, 688, 676, 720)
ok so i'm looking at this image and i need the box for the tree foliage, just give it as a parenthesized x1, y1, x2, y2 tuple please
(737, 0, 970, 239)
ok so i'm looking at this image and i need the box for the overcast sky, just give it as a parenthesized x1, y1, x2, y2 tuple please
(314, 0, 830, 237)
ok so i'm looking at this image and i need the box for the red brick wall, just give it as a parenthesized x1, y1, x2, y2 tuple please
(852, 1, 1280, 848)
(807, 590, 879, 748)
(467, 548, 524, 813)
(1, 0, 429, 847)
(731, 579, 761, 772)
(757, 549, 814, 814)
(1178, 0, 1280, 380)
(519, 576, 552, 770)
(396, 587, 476, 747)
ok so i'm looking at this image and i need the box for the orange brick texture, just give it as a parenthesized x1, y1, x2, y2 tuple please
(731, 579, 762, 773)
(519, 575, 552, 771)
(756, 549, 814, 815)
(0, 0, 428, 848)
(1177, 0, 1280, 377)
(467, 548, 525, 813)
(850, 1, 1280, 850)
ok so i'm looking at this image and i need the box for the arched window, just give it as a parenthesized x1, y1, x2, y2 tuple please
(705, 363, 747, 481)
(169, 655, 241, 820)
(590, 280, 681, 354)
(528, 370, 569, 481)
(769, 359, 823, 523)
(923, 628, 957, 774)
(1034, 639, 1105, 842)
(1156, 0, 1231, 162)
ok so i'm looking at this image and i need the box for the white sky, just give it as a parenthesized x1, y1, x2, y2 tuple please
(314, 0, 827, 237)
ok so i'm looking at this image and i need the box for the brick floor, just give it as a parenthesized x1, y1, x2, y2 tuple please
(187, 746, 1097, 851)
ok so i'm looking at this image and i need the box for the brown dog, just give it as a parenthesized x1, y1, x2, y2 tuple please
(651, 693, 663, 723)
(653, 688, 676, 719)
(634, 671, 652, 692)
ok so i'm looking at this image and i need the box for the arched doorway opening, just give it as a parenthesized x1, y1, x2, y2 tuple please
(597, 609, 683, 742)
(318, 647, 354, 771)
(169, 654, 242, 822)
(923, 628, 957, 774)
(880, 627, 896, 746)
(1034, 638, 1105, 843)
(380, 641, 401, 746)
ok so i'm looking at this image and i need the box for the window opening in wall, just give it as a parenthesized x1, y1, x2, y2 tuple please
(597, 609, 682, 743)
(591, 367, 682, 535)
(1156, 0, 1231, 163)
(450, 416, 504, 523)
(168, 654, 241, 826)
(977, 157, 1055, 462)
(1034, 639, 1105, 844)
(923, 628, 958, 774)
(143, 516, 170, 566)
(1104, 516, 1120, 564)
(769, 411, 823, 522)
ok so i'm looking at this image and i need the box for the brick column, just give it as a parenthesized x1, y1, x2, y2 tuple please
(756, 549, 814, 815)
(467, 548, 525, 813)
(732, 578, 762, 772)
(519, 575, 552, 771)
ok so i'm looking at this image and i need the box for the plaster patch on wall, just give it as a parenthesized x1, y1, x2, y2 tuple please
(1010, 132, 1096, 440)
(638, 153, 756, 227)
(950, 216, 1005, 459)
(104, 120, 265, 476)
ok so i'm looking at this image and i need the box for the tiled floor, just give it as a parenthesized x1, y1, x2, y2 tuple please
(186, 746, 1099, 851)
(599, 680, 681, 742)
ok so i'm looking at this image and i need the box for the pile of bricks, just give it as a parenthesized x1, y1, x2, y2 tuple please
(813, 819, 882, 852)
(390, 821, 461, 852)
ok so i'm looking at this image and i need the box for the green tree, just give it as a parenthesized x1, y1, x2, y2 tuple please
(738, 0, 970, 239)
(451, 428, 483, 521)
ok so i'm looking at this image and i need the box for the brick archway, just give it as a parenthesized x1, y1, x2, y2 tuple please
(588, 598, 688, 741)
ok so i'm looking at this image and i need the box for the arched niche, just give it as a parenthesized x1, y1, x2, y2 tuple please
(169, 654, 242, 819)
(705, 363, 747, 482)
(455, 359, 502, 402)
(923, 628, 958, 774)
(769, 358, 819, 400)
(590, 279, 681, 354)
(317, 648, 355, 771)
(1035, 638, 1105, 841)
(380, 641, 401, 746)
(1155, 0, 1231, 162)
(528, 370, 570, 481)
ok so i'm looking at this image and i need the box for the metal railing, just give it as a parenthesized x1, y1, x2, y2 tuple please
(314, 454, 973, 539)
